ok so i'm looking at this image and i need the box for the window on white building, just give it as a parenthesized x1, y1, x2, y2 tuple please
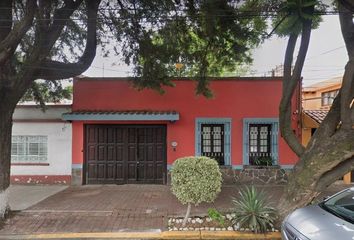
(11, 136, 48, 163)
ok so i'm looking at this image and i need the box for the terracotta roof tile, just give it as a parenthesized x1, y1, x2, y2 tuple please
(304, 110, 329, 124)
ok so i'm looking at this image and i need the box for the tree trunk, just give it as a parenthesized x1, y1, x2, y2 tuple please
(182, 203, 192, 227)
(275, 1, 354, 225)
(0, 102, 15, 219)
(278, 128, 354, 221)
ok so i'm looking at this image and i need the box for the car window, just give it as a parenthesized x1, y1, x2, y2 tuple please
(321, 188, 354, 224)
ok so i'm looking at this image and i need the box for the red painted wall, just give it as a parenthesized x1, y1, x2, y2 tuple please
(72, 77, 299, 167)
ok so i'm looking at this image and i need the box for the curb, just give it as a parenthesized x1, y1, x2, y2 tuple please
(0, 231, 282, 239)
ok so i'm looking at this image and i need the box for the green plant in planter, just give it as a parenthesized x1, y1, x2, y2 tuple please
(171, 156, 222, 227)
(254, 156, 273, 166)
(207, 208, 225, 227)
(232, 186, 277, 233)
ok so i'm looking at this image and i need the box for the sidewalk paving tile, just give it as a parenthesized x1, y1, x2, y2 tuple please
(0, 183, 351, 236)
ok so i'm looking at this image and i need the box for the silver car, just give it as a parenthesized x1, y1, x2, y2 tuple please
(282, 187, 354, 240)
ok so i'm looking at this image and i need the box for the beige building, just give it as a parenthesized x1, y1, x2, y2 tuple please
(302, 76, 341, 110)
(302, 77, 352, 184)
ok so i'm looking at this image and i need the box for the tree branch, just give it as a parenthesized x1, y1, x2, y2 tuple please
(280, 10, 314, 156)
(12, 0, 85, 100)
(315, 156, 354, 191)
(0, 0, 12, 42)
(0, 0, 36, 64)
(283, 34, 297, 91)
(37, 0, 84, 55)
(36, 0, 101, 80)
(339, 2, 354, 129)
(341, 61, 354, 129)
(339, 0, 354, 14)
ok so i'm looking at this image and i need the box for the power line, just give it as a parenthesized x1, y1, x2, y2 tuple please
(306, 46, 346, 60)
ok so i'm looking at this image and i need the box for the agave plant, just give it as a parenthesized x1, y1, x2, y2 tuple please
(232, 186, 277, 233)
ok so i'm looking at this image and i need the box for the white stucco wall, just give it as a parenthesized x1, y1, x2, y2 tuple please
(13, 105, 71, 120)
(11, 108, 72, 176)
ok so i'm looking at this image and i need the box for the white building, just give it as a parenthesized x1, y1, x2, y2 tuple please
(11, 104, 72, 184)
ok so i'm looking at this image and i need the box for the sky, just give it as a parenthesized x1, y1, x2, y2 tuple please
(83, 15, 347, 87)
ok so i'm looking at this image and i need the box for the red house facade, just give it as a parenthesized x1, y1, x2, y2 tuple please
(64, 76, 301, 185)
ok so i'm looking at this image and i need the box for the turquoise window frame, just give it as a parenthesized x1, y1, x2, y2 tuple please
(243, 118, 279, 166)
(195, 118, 231, 166)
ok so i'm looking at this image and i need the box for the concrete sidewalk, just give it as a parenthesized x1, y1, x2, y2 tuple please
(0, 183, 351, 237)
(8, 185, 68, 211)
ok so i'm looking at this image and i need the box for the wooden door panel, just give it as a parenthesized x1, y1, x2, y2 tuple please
(106, 163, 115, 179)
(146, 128, 153, 143)
(137, 163, 145, 180)
(116, 128, 124, 143)
(127, 128, 136, 143)
(155, 163, 164, 179)
(85, 125, 166, 184)
(116, 163, 124, 180)
(156, 146, 163, 162)
(107, 128, 115, 143)
(97, 164, 105, 179)
(146, 163, 154, 179)
(127, 163, 136, 180)
(98, 128, 106, 143)
(138, 146, 145, 160)
(156, 128, 163, 143)
(87, 127, 96, 143)
(127, 146, 136, 162)
(107, 145, 115, 161)
(98, 145, 105, 161)
(146, 145, 154, 161)
(88, 164, 97, 179)
(87, 146, 96, 161)
(116, 146, 124, 161)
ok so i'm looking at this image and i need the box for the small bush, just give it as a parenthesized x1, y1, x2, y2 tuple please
(171, 156, 222, 205)
(232, 186, 277, 233)
(207, 208, 225, 227)
(254, 156, 273, 166)
(171, 156, 222, 225)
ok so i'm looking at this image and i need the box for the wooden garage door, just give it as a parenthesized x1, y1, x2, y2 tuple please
(85, 125, 167, 184)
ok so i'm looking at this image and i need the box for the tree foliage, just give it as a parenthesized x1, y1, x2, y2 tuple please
(104, 0, 268, 96)
(0, 0, 353, 223)
(21, 81, 72, 107)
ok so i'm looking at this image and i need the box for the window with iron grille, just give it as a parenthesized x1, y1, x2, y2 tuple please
(11, 136, 48, 163)
(243, 118, 279, 167)
(195, 118, 231, 166)
(249, 124, 272, 165)
(201, 124, 225, 165)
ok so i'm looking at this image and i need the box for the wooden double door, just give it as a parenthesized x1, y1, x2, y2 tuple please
(85, 125, 167, 184)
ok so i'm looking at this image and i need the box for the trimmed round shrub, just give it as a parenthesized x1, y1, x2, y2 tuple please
(171, 156, 222, 206)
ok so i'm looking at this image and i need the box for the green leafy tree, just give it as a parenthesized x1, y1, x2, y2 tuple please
(21, 81, 73, 106)
(0, 0, 266, 218)
(171, 156, 222, 226)
(0, 0, 101, 218)
(1, 0, 352, 223)
(271, 0, 354, 220)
